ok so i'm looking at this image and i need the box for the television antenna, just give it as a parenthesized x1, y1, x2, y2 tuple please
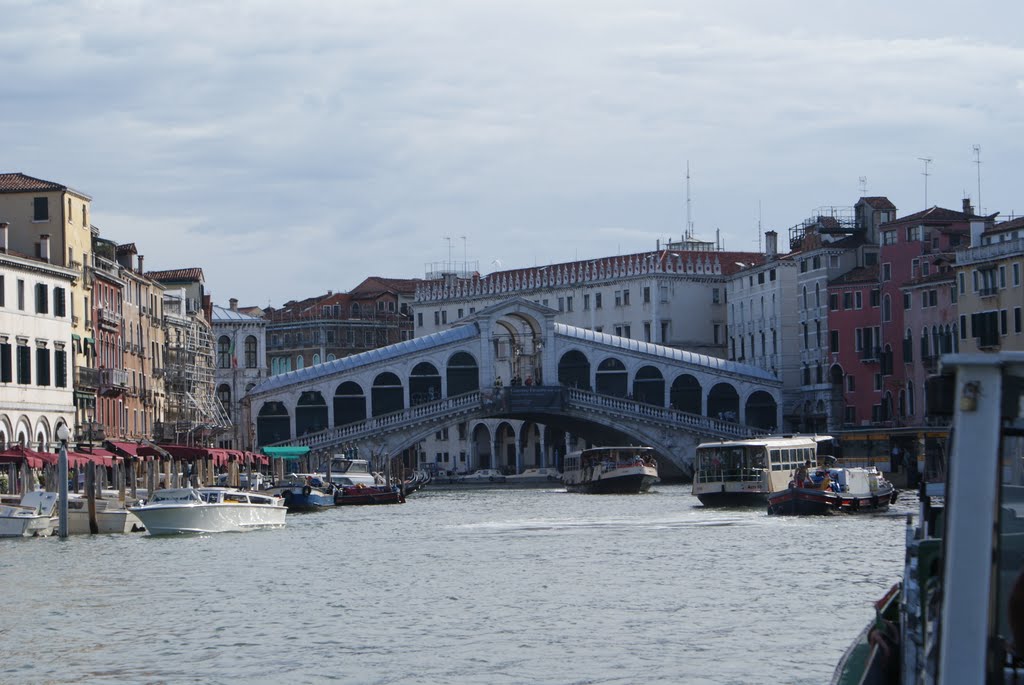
(918, 157, 933, 207)
(858, 176, 867, 196)
(685, 161, 694, 239)
(973, 145, 982, 215)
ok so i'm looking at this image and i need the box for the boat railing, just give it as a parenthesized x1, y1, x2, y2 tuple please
(694, 469, 763, 484)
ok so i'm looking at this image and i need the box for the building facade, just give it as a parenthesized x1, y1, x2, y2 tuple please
(0, 243, 77, 448)
(213, 298, 267, 450)
(955, 216, 1024, 354)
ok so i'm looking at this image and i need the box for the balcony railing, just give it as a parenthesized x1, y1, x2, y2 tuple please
(99, 368, 129, 396)
(97, 306, 122, 329)
(74, 365, 100, 390)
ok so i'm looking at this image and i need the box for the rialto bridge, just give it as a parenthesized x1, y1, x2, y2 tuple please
(247, 299, 782, 478)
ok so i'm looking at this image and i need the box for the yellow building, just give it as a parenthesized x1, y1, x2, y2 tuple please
(0, 173, 97, 433)
(954, 217, 1024, 353)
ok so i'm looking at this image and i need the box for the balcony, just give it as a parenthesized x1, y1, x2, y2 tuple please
(97, 306, 122, 331)
(74, 420, 105, 443)
(860, 346, 881, 362)
(978, 286, 999, 298)
(74, 365, 100, 390)
(99, 368, 129, 396)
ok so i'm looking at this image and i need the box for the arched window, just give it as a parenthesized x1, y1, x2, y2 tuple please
(802, 286, 808, 309)
(296, 355, 304, 370)
(312, 353, 321, 366)
(217, 336, 231, 368)
(244, 336, 257, 368)
(217, 384, 231, 408)
(815, 283, 820, 307)
(882, 294, 891, 322)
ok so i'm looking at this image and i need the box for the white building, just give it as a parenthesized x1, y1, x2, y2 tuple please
(213, 299, 267, 450)
(411, 237, 764, 473)
(0, 235, 77, 449)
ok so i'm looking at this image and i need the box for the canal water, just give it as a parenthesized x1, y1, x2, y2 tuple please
(1, 484, 910, 684)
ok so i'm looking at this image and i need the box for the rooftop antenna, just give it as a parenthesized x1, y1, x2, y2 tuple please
(972, 145, 982, 215)
(918, 157, 933, 208)
(859, 176, 867, 196)
(460, 235, 467, 269)
(757, 200, 762, 253)
(444, 235, 452, 270)
(685, 161, 693, 240)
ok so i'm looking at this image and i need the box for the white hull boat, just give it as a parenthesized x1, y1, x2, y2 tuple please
(131, 487, 286, 535)
(0, 491, 58, 538)
(67, 495, 145, 534)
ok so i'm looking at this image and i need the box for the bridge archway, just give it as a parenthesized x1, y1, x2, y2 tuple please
(257, 401, 290, 446)
(744, 390, 776, 430)
(596, 357, 627, 398)
(670, 374, 702, 413)
(409, 362, 441, 406)
(634, 365, 665, 406)
(471, 423, 493, 470)
(558, 350, 591, 390)
(495, 421, 517, 471)
(707, 382, 739, 420)
(334, 381, 366, 426)
(372, 372, 404, 416)
(296, 391, 328, 435)
(447, 352, 480, 395)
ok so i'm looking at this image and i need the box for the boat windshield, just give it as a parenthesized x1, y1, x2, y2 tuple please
(330, 459, 370, 474)
(150, 489, 203, 504)
(695, 446, 765, 472)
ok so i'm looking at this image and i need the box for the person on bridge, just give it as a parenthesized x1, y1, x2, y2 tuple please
(525, 375, 533, 386)
(494, 376, 503, 387)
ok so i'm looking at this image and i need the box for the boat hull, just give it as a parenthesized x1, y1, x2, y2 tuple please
(0, 513, 54, 537)
(566, 472, 658, 494)
(132, 503, 287, 535)
(767, 484, 896, 516)
(335, 485, 404, 505)
(68, 509, 144, 535)
(265, 486, 334, 512)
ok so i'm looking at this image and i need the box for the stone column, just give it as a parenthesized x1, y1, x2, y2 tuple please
(514, 426, 523, 474)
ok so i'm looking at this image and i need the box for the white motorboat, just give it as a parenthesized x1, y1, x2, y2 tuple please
(0, 491, 58, 538)
(562, 446, 659, 494)
(67, 492, 146, 534)
(130, 487, 286, 535)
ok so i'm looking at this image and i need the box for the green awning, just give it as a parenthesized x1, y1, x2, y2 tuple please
(262, 446, 310, 459)
(71, 333, 81, 341)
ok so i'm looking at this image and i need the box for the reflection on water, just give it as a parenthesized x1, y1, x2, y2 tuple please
(2, 485, 910, 685)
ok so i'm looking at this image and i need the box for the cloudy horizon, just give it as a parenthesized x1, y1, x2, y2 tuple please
(3, 1, 1022, 308)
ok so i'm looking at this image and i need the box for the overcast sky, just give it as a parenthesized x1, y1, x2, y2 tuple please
(3, 1, 1022, 307)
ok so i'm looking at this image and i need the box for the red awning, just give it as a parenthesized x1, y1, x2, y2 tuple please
(107, 440, 142, 457)
(66, 450, 118, 468)
(0, 445, 58, 469)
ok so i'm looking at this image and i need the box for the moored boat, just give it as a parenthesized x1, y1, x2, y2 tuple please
(505, 467, 562, 486)
(334, 482, 404, 505)
(0, 491, 58, 538)
(562, 446, 658, 494)
(67, 492, 146, 534)
(263, 474, 335, 511)
(130, 487, 286, 535)
(692, 434, 833, 507)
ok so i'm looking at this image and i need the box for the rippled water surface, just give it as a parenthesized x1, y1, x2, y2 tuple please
(1, 485, 911, 684)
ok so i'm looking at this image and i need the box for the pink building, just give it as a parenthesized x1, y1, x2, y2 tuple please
(827, 265, 881, 426)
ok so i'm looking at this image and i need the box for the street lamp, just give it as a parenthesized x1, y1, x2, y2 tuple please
(56, 423, 70, 538)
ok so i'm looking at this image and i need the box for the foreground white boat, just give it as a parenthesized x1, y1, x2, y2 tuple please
(130, 487, 286, 535)
(0, 491, 58, 538)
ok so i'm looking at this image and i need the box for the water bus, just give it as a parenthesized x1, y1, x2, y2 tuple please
(562, 446, 658, 494)
(692, 434, 833, 506)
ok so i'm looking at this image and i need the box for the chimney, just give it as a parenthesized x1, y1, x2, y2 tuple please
(138, 254, 144, 274)
(765, 230, 778, 259)
(0, 222, 7, 252)
(40, 234, 51, 263)
(962, 198, 974, 215)
(229, 298, 238, 312)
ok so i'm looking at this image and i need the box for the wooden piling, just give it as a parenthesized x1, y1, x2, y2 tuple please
(85, 461, 98, 534)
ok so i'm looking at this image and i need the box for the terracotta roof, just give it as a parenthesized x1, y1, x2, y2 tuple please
(860, 196, 896, 211)
(828, 264, 878, 286)
(882, 206, 977, 226)
(903, 269, 955, 288)
(351, 276, 421, 295)
(986, 216, 1024, 234)
(0, 172, 67, 193)
(146, 268, 204, 283)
